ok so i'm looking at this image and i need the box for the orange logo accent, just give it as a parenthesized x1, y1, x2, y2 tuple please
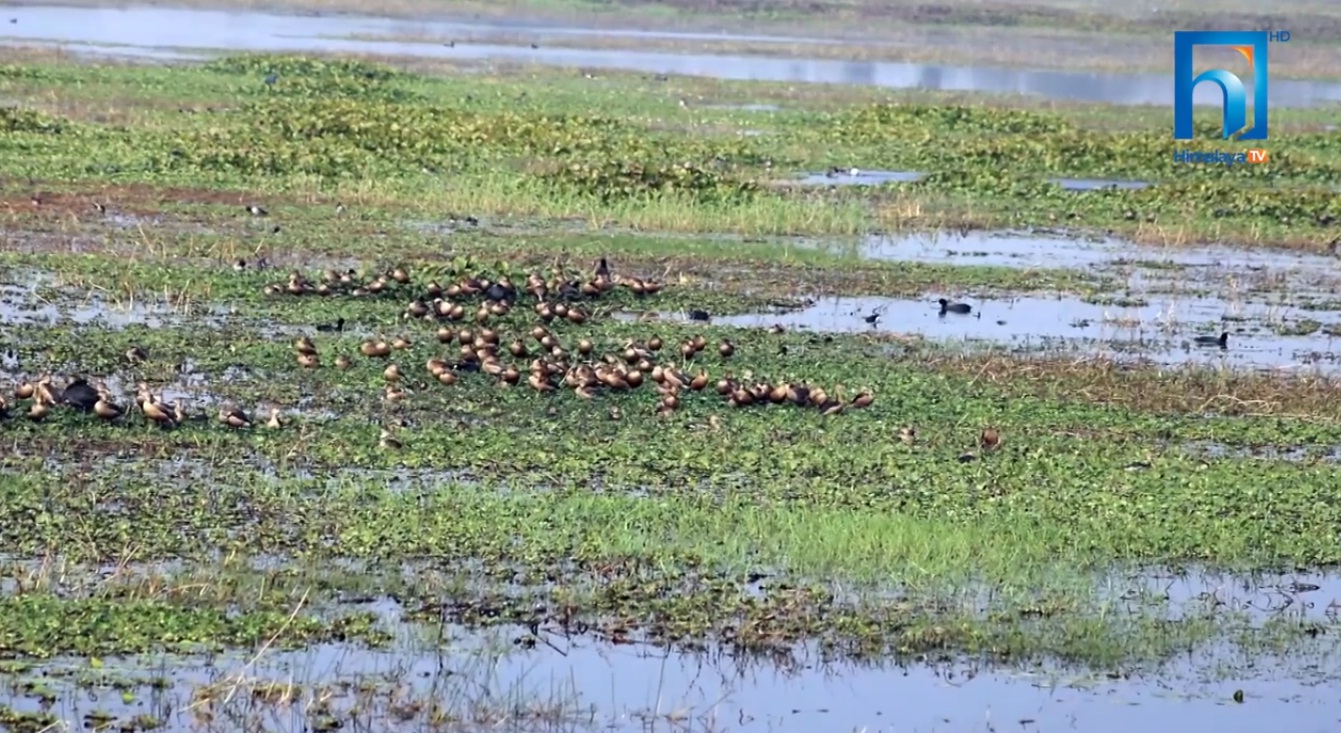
(1247, 149, 1269, 164)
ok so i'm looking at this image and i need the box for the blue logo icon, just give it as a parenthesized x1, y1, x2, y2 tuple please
(1173, 30, 1287, 141)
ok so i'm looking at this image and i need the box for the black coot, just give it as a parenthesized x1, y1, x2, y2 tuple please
(60, 377, 100, 412)
(938, 298, 972, 315)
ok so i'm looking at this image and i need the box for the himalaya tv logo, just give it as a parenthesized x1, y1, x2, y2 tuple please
(1172, 30, 1288, 166)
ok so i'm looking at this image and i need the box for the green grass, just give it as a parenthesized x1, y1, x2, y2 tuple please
(0, 49, 1340, 729)
(1, 53, 1340, 249)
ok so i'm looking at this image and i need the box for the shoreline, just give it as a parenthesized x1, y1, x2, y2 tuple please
(7, 0, 1341, 81)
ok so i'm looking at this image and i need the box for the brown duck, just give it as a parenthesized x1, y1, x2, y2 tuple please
(980, 428, 1001, 452)
(140, 394, 176, 428)
(94, 390, 124, 421)
(218, 405, 252, 429)
(27, 393, 50, 422)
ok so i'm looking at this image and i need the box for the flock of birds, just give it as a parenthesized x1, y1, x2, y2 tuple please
(257, 256, 664, 306)
(295, 317, 876, 449)
(1, 373, 273, 431)
(3, 258, 882, 447)
(293, 319, 875, 442)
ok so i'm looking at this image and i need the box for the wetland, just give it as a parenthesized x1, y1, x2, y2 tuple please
(2, 3, 1341, 731)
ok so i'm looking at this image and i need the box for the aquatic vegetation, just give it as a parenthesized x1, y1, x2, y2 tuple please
(0, 107, 67, 134)
(1, 47, 1341, 733)
(0, 53, 1339, 245)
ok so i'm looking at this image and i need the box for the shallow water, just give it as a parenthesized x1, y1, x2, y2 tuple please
(659, 292, 1341, 373)
(0, 284, 231, 328)
(794, 169, 924, 185)
(843, 230, 1341, 280)
(1051, 177, 1150, 191)
(6, 615, 1339, 733)
(1111, 569, 1341, 624)
(791, 171, 1152, 191)
(1179, 440, 1341, 465)
(6, 5, 1341, 106)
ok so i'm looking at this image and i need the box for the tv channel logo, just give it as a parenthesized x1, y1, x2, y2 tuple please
(1173, 30, 1290, 141)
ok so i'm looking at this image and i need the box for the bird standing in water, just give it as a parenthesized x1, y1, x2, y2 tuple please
(938, 298, 972, 316)
(1193, 331, 1229, 349)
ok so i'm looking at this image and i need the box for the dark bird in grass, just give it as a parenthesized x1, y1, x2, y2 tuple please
(557, 281, 582, 301)
(789, 384, 811, 408)
(246, 205, 268, 217)
(818, 394, 844, 416)
(316, 317, 345, 333)
(59, 377, 100, 412)
(1193, 331, 1229, 349)
(595, 257, 611, 280)
(484, 281, 516, 302)
(125, 346, 148, 364)
(264, 73, 278, 85)
(688, 309, 711, 322)
(938, 298, 972, 315)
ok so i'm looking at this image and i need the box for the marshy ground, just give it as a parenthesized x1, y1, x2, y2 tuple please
(3, 4, 1341, 732)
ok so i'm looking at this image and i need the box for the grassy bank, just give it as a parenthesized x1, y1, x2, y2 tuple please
(1, 52, 1339, 250)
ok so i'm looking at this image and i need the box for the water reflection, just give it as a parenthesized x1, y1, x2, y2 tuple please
(633, 291, 1341, 373)
(17, 623, 1339, 733)
(5, 5, 1341, 106)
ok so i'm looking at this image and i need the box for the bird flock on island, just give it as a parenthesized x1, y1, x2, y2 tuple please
(1, 257, 891, 448)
